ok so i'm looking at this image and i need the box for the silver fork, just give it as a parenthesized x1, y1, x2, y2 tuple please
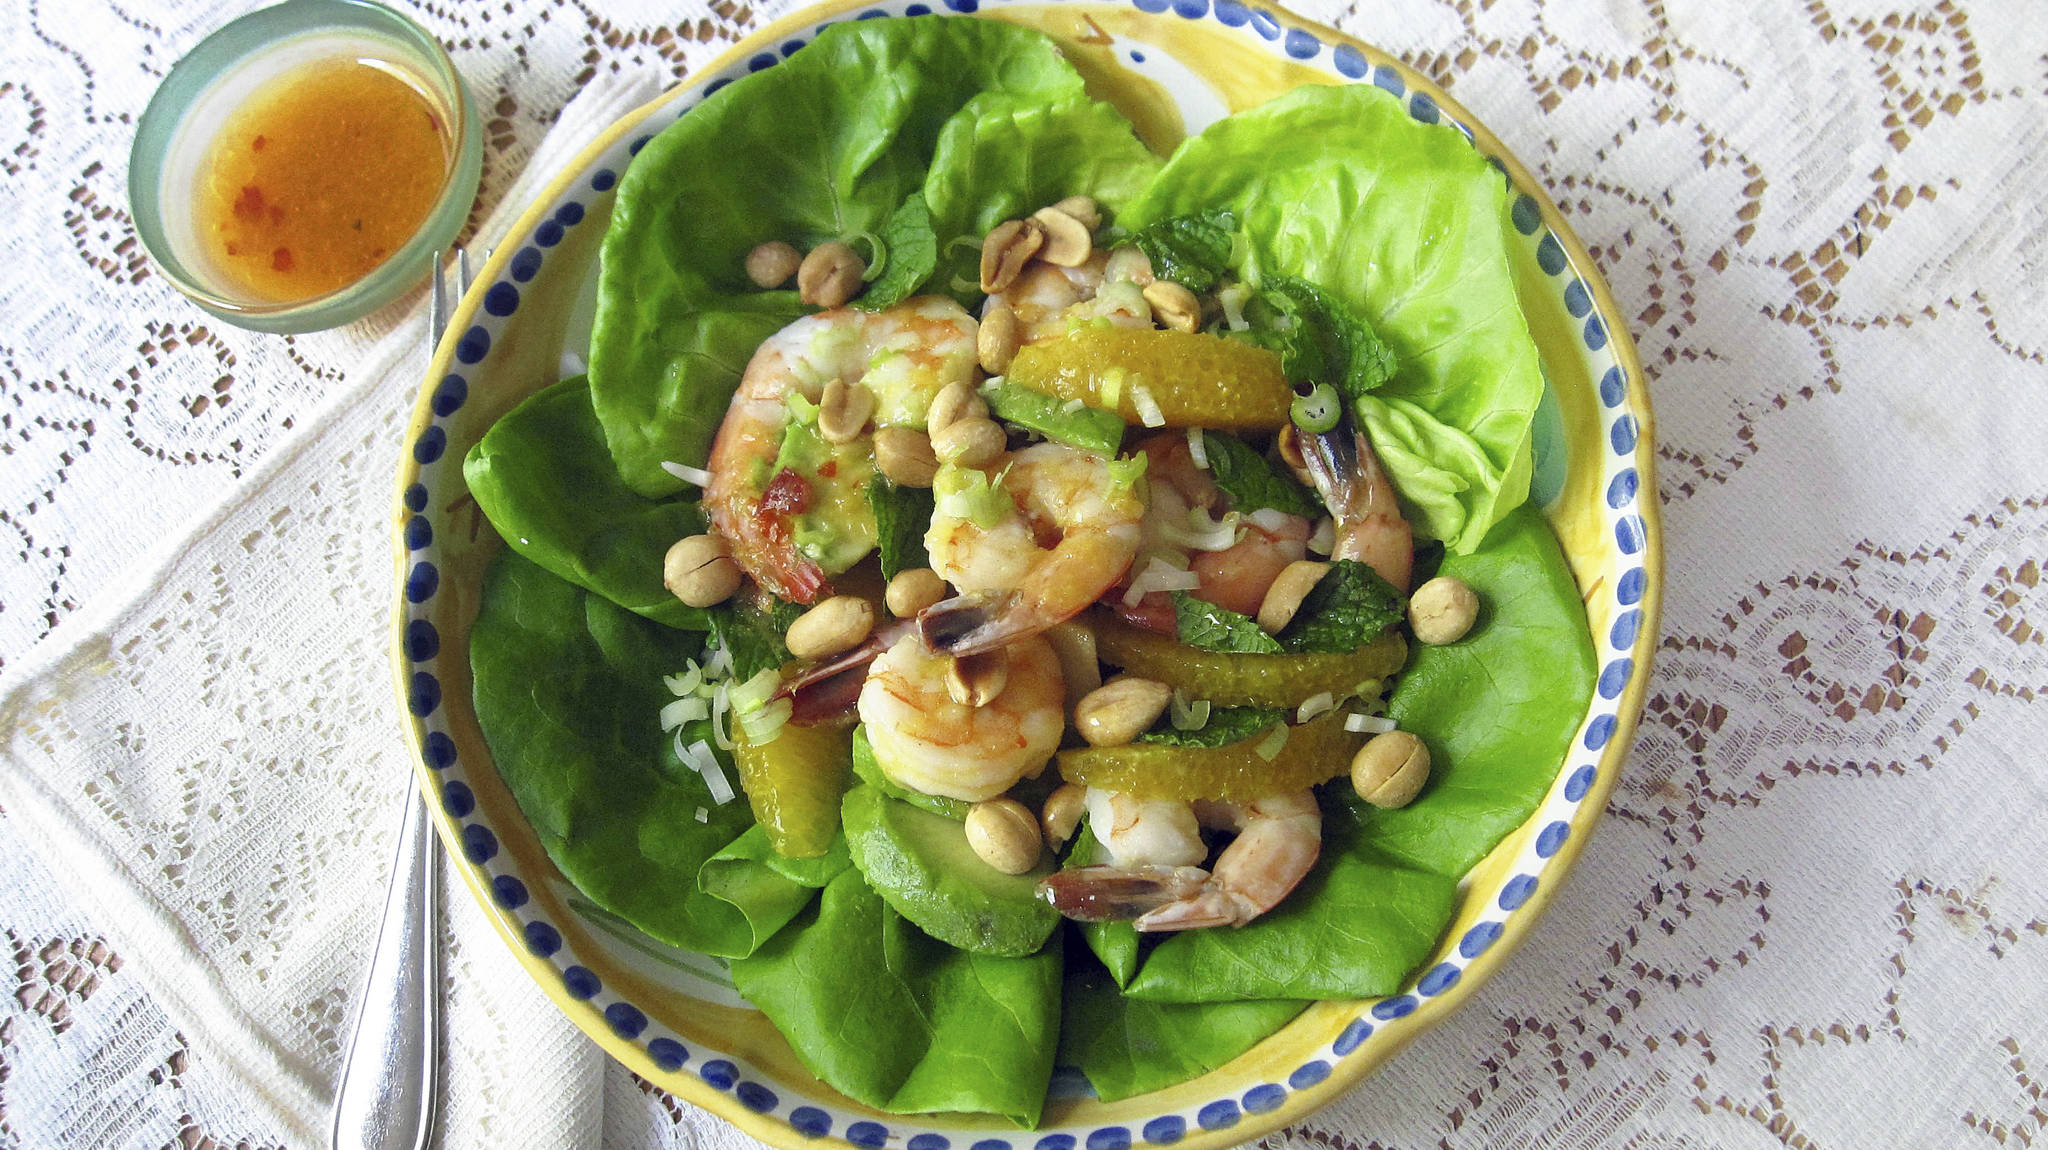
(330, 249, 468, 1150)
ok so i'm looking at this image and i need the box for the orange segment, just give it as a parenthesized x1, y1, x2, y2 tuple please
(1056, 709, 1361, 803)
(733, 721, 852, 859)
(1089, 612, 1408, 707)
(1005, 328, 1293, 430)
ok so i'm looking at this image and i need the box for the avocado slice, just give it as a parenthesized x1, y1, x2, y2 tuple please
(842, 783, 1061, 957)
(981, 377, 1126, 458)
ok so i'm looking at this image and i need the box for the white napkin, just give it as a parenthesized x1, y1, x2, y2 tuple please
(0, 68, 702, 1150)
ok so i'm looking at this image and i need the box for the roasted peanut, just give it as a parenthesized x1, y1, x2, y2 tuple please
(1040, 783, 1087, 849)
(1142, 280, 1202, 333)
(884, 567, 948, 618)
(1409, 576, 1480, 645)
(979, 218, 1044, 293)
(1351, 730, 1430, 809)
(798, 241, 865, 308)
(745, 241, 801, 288)
(1074, 676, 1172, 747)
(786, 595, 875, 661)
(1256, 560, 1332, 633)
(663, 535, 743, 607)
(978, 298, 1021, 374)
(945, 649, 1010, 708)
(818, 379, 876, 443)
(1031, 206, 1094, 267)
(926, 380, 988, 436)
(966, 798, 1042, 875)
(873, 426, 940, 487)
(1052, 195, 1102, 232)
(931, 415, 1006, 469)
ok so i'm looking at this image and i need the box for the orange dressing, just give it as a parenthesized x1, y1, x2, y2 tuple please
(195, 55, 450, 302)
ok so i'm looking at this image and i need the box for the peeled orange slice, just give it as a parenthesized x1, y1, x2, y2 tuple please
(1005, 328, 1292, 430)
(1089, 612, 1408, 707)
(1056, 709, 1360, 803)
(733, 721, 852, 859)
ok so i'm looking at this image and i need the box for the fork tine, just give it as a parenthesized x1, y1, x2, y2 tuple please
(428, 249, 447, 345)
(457, 247, 472, 301)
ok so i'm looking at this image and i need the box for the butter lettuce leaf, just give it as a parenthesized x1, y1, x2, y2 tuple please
(729, 868, 1062, 1126)
(470, 550, 809, 956)
(462, 376, 707, 629)
(924, 91, 1162, 297)
(1121, 83, 1545, 553)
(1060, 945, 1306, 1102)
(1359, 505, 1596, 875)
(591, 18, 1132, 497)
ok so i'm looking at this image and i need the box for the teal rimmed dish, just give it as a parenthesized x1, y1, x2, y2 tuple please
(128, 0, 482, 333)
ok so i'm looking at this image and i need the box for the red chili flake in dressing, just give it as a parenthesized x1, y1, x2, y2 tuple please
(272, 248, 294, 272)
(233, 185, 267, 220)
(252, 135, 267, 151)
(761, 468, 814, 515)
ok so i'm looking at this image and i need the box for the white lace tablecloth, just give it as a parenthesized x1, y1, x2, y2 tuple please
(3, 0, 2044, 1147)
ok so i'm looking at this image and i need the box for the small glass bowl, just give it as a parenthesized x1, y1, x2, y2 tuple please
(129, 0, 482, 334)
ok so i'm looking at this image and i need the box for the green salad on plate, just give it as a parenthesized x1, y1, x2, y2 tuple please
(459, 15, 1592, 1127)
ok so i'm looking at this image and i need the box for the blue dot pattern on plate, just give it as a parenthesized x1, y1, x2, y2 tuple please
(557, 961, 598, 998)
(1086, 1126, 1131, 1150)
(1196, 1100, 1241, 1130)
(649, 1037, 689, 1072)
(440, 779, 473, 818)
(1459, 921, 1503, 959)
(491, 874, 527, 910)
(1143, 1115, 1186, 1144)
(606, 1002, 648, 1040)
(1332, 1019, 1372, 1056)
(1243, 1084, 1287, 1113)
(1288, 1060, 1331, 1089)
(384, 2, 1654, 1144)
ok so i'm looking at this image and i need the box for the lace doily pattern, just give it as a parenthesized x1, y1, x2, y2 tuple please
(2, 0, 2045, 1148)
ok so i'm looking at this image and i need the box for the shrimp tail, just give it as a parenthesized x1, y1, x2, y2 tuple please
(916, 591, 1021, 657)
(1036, 864, 1210, 923)
(1298, 420, 1413, 593)
(779, 618, 916, 725)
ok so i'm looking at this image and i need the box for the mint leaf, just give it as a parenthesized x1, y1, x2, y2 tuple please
(707, 595, 803, 681)
(855, 193, 939, 312)
(1235, 276, 1396, 401)
(1276, 559, 1405, 653)
(1172, 591, 1281, 654)
(867, 473, 934, 580)
(1136, 705, 1286, 748)
(1125, 209, 1235, 294)
(1201, 431, 1320, 519)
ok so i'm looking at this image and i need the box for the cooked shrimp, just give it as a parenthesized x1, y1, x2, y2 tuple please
(704, 296, 978, 602)
(1296, 421, 1413, 592)
(989, 249, 1154, 346)
(1038, 789, 1322, 932)
(918, 442, 1145, 657)
(857, 633, 1066, 802)
(1115, 432, 1312, 632)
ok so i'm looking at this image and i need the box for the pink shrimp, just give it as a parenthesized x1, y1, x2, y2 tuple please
(918, 442, 1144, 658)
(1038, 788, 1323, 932)
(1294, 422, 1413, 592)
(703, 296, 978, 603)
(1113, 432, 1313, 633)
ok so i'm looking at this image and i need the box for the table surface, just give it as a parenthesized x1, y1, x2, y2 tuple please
(5, 0, 2047, 1147)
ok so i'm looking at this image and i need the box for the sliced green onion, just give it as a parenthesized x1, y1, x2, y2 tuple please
(1291, 382, 1341, 433)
